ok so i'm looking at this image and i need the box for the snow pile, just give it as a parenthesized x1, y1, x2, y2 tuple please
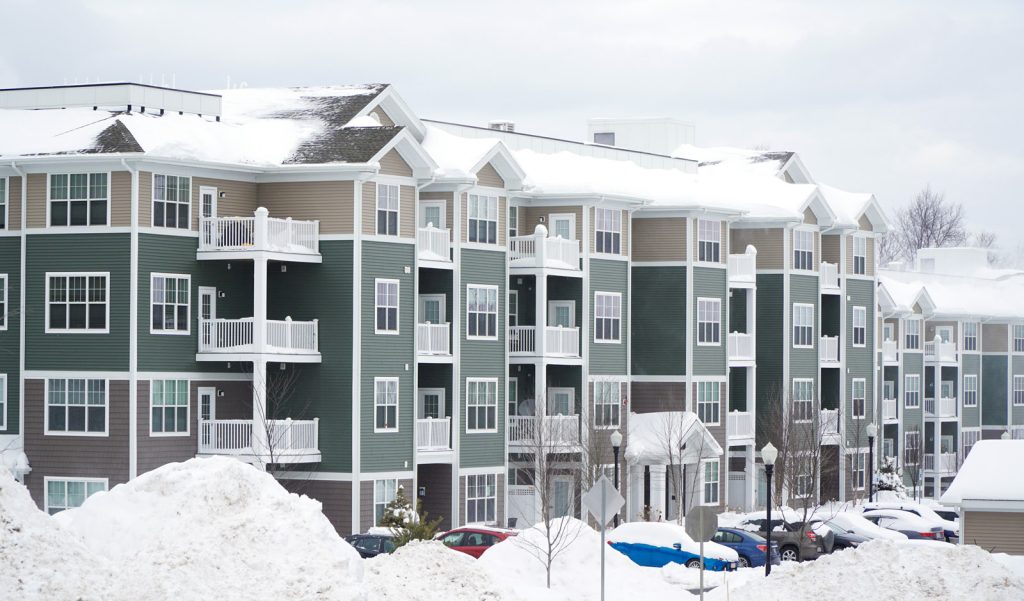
(365, 540, 503, 601)
(479, 517, 688, 600)
(55, 457, 365, 601)
(724, 539, 1024, 601)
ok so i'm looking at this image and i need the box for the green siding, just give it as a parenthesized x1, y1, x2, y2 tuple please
(631, 266, 685, 376)
(788, 274, 818, 381)
(728, 367, 747, 412)
(961, 354, 981, 428)
(755, 274, 783, 445)
(982, 355, 1008, 426)
(418, 364, 453, 419)
(589, 259, 627, 375)
(25, 234, 130, 370)
(846, 279, 875, 443)
(729, 289, 747, 333)
(902, 352, 924, 431)
(0, 237, 21, 433)
(692, 266, 726, 376)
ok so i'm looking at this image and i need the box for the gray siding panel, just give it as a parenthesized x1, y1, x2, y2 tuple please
(755, 274, 783, 445)
(692, 267, 726, 376)
(962, 354, 981, 428)
(631, 266, 685, 376)
(789, 274, 819, 381)
(846, 279, 875, 444)
(0, 237, 21, 433)
(982, 355, 1008, 426)
(589, 259, 628, 375)
(280, 478, 355, 536)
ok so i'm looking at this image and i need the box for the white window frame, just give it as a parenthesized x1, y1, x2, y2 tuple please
(152, 173, 192, 230)
(373, 478, 398, 526)
(904, 431, 921, 465)
(593, 380, 622, 429)
(376, 183, 400, 236)
(702, 459, 720, 505)
(793, 378, 815, 422)
(508, 205, 518, 239)
(150, 273, 191, 335)
(45, 377, 109, 436)
(467, 193, 498, 245)
(697, 218, 721, 263)
(594, 292, 622, 344)
(374, 377, 399, 433)
(1014, 376, 1024, 406)
(508, 290, 518, 328)
(466, 378, 498, 433)
(45, 272, 110, 334)
(466, 473, 498, 524)
(852, 307, 866, 347)
(793, 303, 814, 348)
(48, 172, 110, 228)
(150, 379, 190, 436)
(44, 477, 108, 515)
(697, 381, 721, 425)
(853, 236, 867, 275)
(466, 285, 498, 340)
(697, 298, 721, 346)
(852, 378, 866, 419)
(904, 374, 921, 409)
(883, 380, 895, 401)
(594, 208, 622, 255)
(1014, 324, 1024, 353)
(0, 373, 6, 430)
(905, 319, 921, 350)
(963, 322, 978, 352)
(0, 274, 7, 331)
(549, 213, 576, 241)
(793, 228, 814, 271)
(853, 451, 867, 490)
(883, 322, 894, 342)
(962, 429, 981, 458)
(963, 375, 978, 407)
(374, 279, 400, 335)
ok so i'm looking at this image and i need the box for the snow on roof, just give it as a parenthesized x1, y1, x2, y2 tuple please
(421, 124, 502, 179)
(624, 411, 722, 465)
(941, 440, 1024, 506)
(673, 144, 793, 175)
(818, 183, 876, 228)
(880, 267, 1024, 318)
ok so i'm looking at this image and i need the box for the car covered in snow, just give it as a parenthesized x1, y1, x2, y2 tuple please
(345, 532, 396, 559)
(436, 526, 517, 558)
(607, 522, 739, 571)
(733, 515, 829, 562)
(808, 519, 870, 551)
(862, 501, 959, 542)
(860, 509, 946, 540)
(824, 511, 908, 541)
(711, 527, 780, 567)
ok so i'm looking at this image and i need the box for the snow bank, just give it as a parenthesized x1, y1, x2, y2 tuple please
(365, 540, 503, 600)
(723, 539, 1024, 601)
(55, 457, 365, 601)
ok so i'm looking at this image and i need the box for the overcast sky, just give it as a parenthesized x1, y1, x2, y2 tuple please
(3, 0, 1021, 244)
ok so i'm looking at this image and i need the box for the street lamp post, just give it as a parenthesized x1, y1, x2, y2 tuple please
(761, 442, 778, 577)
(866, 423, 877, 502)
(611, 429, 623, 527)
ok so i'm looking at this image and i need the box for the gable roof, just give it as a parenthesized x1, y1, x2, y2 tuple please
(624, 411, 723, 465)
(940, 440, 1024, 506)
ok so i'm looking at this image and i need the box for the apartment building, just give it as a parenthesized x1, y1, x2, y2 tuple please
(0, 82, 889, 532)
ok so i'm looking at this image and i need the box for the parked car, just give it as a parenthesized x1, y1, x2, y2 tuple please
(436, 526, 516, 558)
(826, 511, 908, 541)
(861, 509, 946, 540)
(863, 501, 959, 542)
(608, 522, 739, 571)
(809, 519, 870, 550)
(711, 527, 780, 568)
(344, 532, 396, 558)
(735, 517, 828, 562)
(928, 505, 960, 524)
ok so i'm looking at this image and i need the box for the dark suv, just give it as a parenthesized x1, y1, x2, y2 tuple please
(345, 533, 396, 558)
(736, 517, 831, 562)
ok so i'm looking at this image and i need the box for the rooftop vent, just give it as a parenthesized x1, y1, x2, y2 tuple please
(488, 120, 515, 132)
(0, 83, 222, 118)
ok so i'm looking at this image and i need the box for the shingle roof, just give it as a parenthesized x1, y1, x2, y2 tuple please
(286, 125, 404, 164)
(89, 120, 144, 154)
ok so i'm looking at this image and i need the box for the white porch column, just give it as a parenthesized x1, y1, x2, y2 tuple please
(536, 274, 547, 357)
(252, 358, 268, 470)
(253, 256, 268, 353)
(650, 464, 667, 520)
(628, 463, 643, 523)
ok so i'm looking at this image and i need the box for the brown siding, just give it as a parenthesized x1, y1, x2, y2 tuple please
(418, 464, 455, 531)
(22, 379, 130, 509)
(475, 162, 505, 189)
(379, 149, 413, 177)
(139, 171, 152, 227)
(630, 381, 686, 413)
(280, 478, 355, 535)
(963, 510, 1024, 554)
(258, 180, 354, 235)
(193, 176, 258, 224)
(858, 214, 873, 231)
(983, 324, 1008, 352)
(360, 478, 414, 531)
(26, 173, 45, 228)
(632, 217, 686, 261)
(401, 185, 415, 238)
(7, 175, 22, 230)
(370, 107, 395, 127)
(821, 234, 841, 265)
(731, 228, 784, 269)
(110, 171, 132, 227)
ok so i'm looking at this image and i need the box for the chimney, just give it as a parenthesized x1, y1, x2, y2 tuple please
(488, 120, 515, 132)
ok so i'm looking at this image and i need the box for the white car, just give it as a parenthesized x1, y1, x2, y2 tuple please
(860, 509, 947, 541)
(608, 522, 738, 570)
(862, 501, 959, 541)
(826, 511, 908, 541)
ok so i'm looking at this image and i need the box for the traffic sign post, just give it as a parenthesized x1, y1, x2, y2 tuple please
(685, 506, 719, 601)
(582, 475, 625, 601)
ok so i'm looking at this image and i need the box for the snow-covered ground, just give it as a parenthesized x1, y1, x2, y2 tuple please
(3, 458, 1023, 601)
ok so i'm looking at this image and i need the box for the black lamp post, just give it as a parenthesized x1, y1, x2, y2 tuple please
(611, 429, 623, 527)
(867, 423, 877, 502)
(761, 442, 778, 577)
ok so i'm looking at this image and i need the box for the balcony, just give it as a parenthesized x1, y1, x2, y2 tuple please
(883, 398, 898, 421)
(925, 338, 957, 363)
(416, 417, 452, 452)
(924, 397, 957, 418)
(417, 225, 451, 263)
(508, 415, 581, 448)
(509, 225, 580, 271)
(820, 409, 841, 444)
(508, 326, 580, 358)
(820, 262, 840, 293)
(198, 418, 320, 463)
(727, 411, 755, 441)
(198, 317, 319, 360)
(728, 332, 755, 364)
(728, 246, 757, 287)
(882, 340, 899, 364)
(820, 336, 840, 364)
(1011, 426, 1024, 440)
(198, 208, 320, 262)
(416, 322, 451, 357)
(924, 452, 958, 474)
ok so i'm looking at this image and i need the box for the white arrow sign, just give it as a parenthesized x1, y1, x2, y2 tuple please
(582, 475, 625, 527)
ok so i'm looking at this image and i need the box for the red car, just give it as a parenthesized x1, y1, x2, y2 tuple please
(437, 526, 516, 558)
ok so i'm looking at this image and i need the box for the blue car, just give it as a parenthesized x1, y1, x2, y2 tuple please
(712, 527, 780, 568)
(607, 522, 739, 571)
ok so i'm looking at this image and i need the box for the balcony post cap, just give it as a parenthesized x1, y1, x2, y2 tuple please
(285, 316, 292, 321)
(745, 244, 757, 255)
(534, 224, 548, 236)
(255, 207, 269, 216)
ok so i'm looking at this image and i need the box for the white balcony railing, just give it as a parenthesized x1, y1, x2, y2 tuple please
(199, 317, 319, 355)
(1011, 426, 1024, 440)
(508, 415, 580, 446)
(416, 417, 451, 451)
(882, 340, 898, 362)
(925, 338, 957, 363)
(416, 322, 451, 356)
(199, 208, 319, 255)
(820, 409, 840, 435)
(939, 396, 957, 417)
(198, 418, 319, 460)
(266, 318, 319, 353)
(509, 225, 580, 270)
(820, 262, 840, 291)
(883, 398, 898, 421)
(417, 225, 451, 262)
(545, 326, 580, 357)
(509, 326, 537, 354)
(820, 336, 840, 363)
(728, 332, 755, 362)
(924, 452, 958, 473)
(727, 411, 754, 439)
(728, 246, 757, 285)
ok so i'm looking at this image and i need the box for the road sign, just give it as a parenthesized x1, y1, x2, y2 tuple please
(582, 475, 625, 526)
(684, 506, 718, 542)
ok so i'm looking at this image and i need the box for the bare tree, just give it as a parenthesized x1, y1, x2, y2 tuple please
(886, 186, 968, 263)
(903, 426, 924, 501)
(843, 417, 868, 505)
(971, 230, 999, 264)
(247, 364, 312, 472)
(652, 412, 713, 524)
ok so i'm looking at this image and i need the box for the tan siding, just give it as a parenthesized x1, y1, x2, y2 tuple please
(622, 211, 630, 258)
(731, 228, 784, 269)
(963, 510, 1024, 554)
(499, 197, 507, 246)
(846, 236, 875, 276)
(379, 149, 413, 177)
(370, 107, 395, 127)
(519, 205, 583, 242)
(7, 176, 21, 230)
(632, 217, 686, 261)
(401, 185, 415, 238)
(926, 321, 958, 344)
(813, 231, 820, 272)
(983, 324, 1008, 352)
(108, 171, 131, 227)
(866, 238, 876, 276)
(846, 237, 853, 274)
(362, 182, 377, 235)
(475, 162, 505, 188)
(26, 173, 45, 228)
(193, 177, 258, 224)
(139, 171, 152, 227)
(693, 218, 726, 262)
(721, 221, 729, 264)
(460, 193, 467, 243)
(821, 234, 841, 265)
(858, 214, 873, 231)
(258, 180, 354, 235)
(884, 319, 900, 342)
(803, 207, 818, 225)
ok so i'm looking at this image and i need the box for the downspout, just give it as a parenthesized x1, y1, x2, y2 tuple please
(11, 162, 28, 480)
(122, 159, 139, 480)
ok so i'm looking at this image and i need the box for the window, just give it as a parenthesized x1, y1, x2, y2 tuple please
(374, 378, 399, 432)
(962, 430, 981, 458)
(0, 274, 6, 330)
(467, 285, 498, 339)
(508, 206, 518, 238)
(1014, 376, 1024, 406)
(793, 303, 814, 348)
(594, 208, 621, 255)
(0, 373, 6, 430)
(853, 236, 867, 275)
(793, 379, 814, 422)
(793, 229, 814, 270)
(593, 132, 615, 146)
(152, 174, 191, 229)
(49, 173, 108, 226)
(702, 460, 720, 505)
(594, 292, 621, 343)
(150, 274, 190, 334)
(45, 478, 106, 515)
(466, 379, 498, 432)
(151, 380, 189, 434)
(964, 322, 978, 351)
(375, 279, 399, 334)
(46, 378, 106, 434)
(852, 378, 866, 419)
(904, 375, 920, 408)
(47, 273, 108, 333)
(373, 479, 398, 526)
(697, 219, 720, 263)
(904, 431, 921, 465)
(697, 381, 721, 425)
(883, 380, 895, 400)
(594, 381, 621, 428)
(905, 319, 921, 350)
(852, 307, 866, 347)
(794, 474, 813, 497)
(963, 375, 978, 407)
(466, 473, 497, 523)
(376, 183, 399, 236)
(1015, 325, 1024, 353)
(853, 452, 867, 490)
(508, 291, 518, 328)
(697, 298, 721, 345)
(468, 194, 498, 244)
(883, 438, 895, 458)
